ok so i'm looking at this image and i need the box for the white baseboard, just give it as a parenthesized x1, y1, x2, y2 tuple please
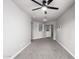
(10, 42, 31, 59)
(3, 56, 11, 59)
(56, 40, 75, 58)
(32, 37, 53, 40)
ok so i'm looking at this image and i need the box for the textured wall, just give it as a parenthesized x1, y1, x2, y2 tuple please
(56, 4, 75, 57)
(3, 0, 31, 58)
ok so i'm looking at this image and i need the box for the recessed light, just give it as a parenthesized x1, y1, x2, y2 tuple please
(43, 18, 47, 22)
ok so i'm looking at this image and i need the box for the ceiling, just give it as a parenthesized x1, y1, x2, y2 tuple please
(13, 0, 74, 22)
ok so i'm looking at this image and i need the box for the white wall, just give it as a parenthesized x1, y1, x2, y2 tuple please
(56, 4, 75, 57)
(3, 0, 31, 59)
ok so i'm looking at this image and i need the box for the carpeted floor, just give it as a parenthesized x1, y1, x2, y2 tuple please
(14, 38, 74, 59)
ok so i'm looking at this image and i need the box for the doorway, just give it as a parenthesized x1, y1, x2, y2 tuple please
(51, 25, 53, 38)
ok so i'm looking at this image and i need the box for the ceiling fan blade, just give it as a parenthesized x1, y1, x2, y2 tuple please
(32, 7, 42, 11)
(47, 6, 59, 10)
(31, 0, 43, 6)
(47, 0, 53, 5)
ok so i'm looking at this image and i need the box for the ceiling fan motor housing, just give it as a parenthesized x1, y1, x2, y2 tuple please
(43, 0, 47, 5)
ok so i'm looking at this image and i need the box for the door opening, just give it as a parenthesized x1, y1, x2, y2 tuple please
(51, 25, 53, 38)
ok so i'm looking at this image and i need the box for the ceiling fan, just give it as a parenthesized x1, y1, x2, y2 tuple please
(31, 0, 59, 14)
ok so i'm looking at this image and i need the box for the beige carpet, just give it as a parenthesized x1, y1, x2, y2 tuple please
(14, 38, 74, 59)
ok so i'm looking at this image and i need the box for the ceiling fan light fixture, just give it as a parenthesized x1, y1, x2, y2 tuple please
(41, 6, 47, 11)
